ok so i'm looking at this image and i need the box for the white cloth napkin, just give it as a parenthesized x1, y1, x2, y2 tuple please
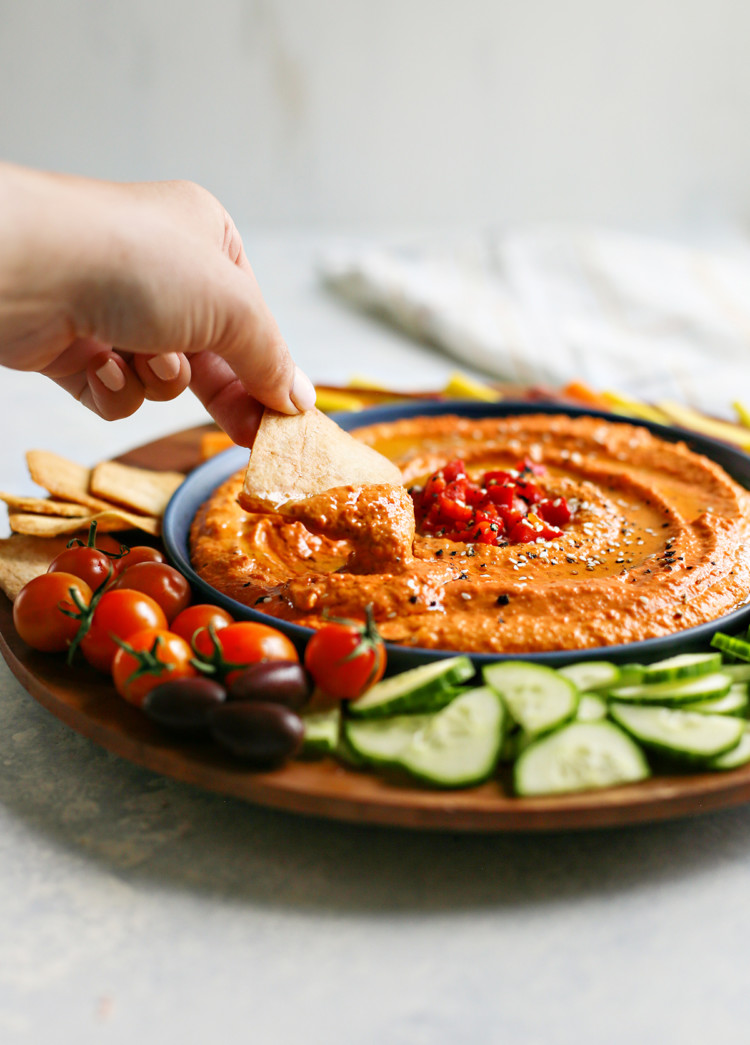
(320, 227, 750, 417)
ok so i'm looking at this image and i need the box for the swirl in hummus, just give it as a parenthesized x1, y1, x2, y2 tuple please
(190, 413, 750, 654)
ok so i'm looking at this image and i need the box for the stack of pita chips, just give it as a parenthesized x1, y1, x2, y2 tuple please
(0, 451, 184, 600)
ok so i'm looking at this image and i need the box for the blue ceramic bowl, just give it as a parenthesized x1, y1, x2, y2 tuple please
(163, 400, 750, 671)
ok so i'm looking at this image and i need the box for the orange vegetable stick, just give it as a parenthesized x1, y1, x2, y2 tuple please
(562, 380, 610, 409)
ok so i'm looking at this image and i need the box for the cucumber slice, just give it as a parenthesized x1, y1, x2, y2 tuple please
(576, 693, 608, 722)
(707, 727, 750, 770)
(559, 661, 621, 693)
(609, 702, 744, 762)
(483, 661, 578, 736)
(397, 686, 506, 788)
(335, 730, 368, 767)
(711, 633, 750, 662)
(608, 672, 732, 705)
(344, 713, 434, 767)
(301, 707, 341, 755)
(725, 663, 750, 683)
(514, 721, 650, 796)
(687, 684, 749, 717)
(348, 657, 474, 718)
(639, 652, 722, 684)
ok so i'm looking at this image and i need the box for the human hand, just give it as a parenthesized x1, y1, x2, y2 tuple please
(0, 165, 316, 446)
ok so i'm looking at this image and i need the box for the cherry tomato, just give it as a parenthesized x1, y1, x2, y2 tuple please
(197, 621, 298, 684)
(13, 572, 92, 653)
(47, 545, 116, 591)
(111, 627, 197, 706)
(80, 589, 167, 672)
(93, 534, 128, 555)
(112, 561, 191, 622)
(304, 609, 385, 700)
(88, 533, 130, 569)
(171, 604, 234, 651)
(116, 545, 166, 571)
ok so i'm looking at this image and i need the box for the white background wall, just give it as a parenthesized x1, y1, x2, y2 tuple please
(1, 0, 749, 233)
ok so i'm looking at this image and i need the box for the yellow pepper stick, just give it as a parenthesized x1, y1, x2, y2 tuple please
(657, 400, 750, 451)
(733, 400, 750, 429)
(443, 371, 502, 401)
(314, 388, 368, 413)
(346, 374, 390, 391)
(601, 391, 671, 425)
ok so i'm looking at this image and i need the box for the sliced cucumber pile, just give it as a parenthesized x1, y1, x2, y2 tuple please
(300, 628, 750, 796)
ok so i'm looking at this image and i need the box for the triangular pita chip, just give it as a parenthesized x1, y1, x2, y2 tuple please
(239, 408, 402, 511)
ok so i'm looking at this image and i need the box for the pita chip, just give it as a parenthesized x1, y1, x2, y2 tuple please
(26, 450, 113, 512)
(89, 460, 184, 517)
(239, 407, 402, 512)
(8, 508, 160, 538)
(0, 492, 91, 517)
(0, 534, 70, 600)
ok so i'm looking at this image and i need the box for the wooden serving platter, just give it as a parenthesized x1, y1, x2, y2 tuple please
(3, 424, 750, 832)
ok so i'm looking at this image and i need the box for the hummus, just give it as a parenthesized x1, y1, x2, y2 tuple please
(190, 414, 750, 654)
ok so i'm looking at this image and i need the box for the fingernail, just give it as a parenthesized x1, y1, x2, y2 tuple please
(95, 359, 126, 392)
(147, 353, 182, 382)
(290, 366, 316, 412)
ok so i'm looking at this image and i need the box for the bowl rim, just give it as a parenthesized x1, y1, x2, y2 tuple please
(163, 398, 750, 668)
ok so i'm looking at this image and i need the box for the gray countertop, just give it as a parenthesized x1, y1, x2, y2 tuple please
(1, 236, 749, 1045)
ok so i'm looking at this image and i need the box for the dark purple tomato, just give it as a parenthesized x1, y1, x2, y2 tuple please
(209, 702, 304, 765)
(143, 677, 227, 733)
(227, 660, 312, 711)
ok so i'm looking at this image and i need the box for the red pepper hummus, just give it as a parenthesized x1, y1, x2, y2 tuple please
(190, 414, 750, 654)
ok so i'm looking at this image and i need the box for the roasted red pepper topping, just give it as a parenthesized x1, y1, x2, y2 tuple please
(409, 458, 571, 547)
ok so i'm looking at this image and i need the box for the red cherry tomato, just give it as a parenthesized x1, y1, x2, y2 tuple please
(88, 533, 131, 569)
(112, 561, 191, 622)
(47, 545, 116, 591)
(13, 572, 92, 653)
(111, 627, 197, 706)
(171, 604, 234, 651)
(80, 589, 167, 672)
(304, 610, 385, 700)
(196, 621, 298, 684)
(116, 545, 166, 571)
